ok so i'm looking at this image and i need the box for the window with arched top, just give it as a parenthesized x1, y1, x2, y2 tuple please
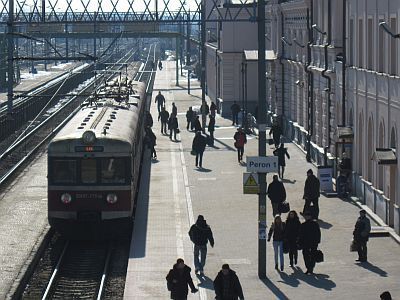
(390, 127, 397, 149)
(367, 117, 374, 182)
(349, 107, 354, 126)
(378, 121, 385, 190)
(358, 113, 363, 175)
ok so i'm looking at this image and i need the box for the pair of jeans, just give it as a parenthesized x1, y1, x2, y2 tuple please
(195, 151, 204, 167)
(194, 244, 207, 272)
(161, 121, 168, 134)
(232, 113, 239, 125)
(237, 147, 244, 162)
(273, 240, 284, 268)
(303, 247, 317, 272)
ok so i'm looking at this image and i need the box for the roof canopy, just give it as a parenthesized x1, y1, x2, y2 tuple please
(373, 148, 397, 165)
(337, 126, 354, 139)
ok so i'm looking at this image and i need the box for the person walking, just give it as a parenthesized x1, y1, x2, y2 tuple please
(172, 102, 178, 116)
(213, 264, 244, 300)
(302, 169, 320, 219)
(193, 115, 202, 132)
(285, 210, 301, 267)
(269, 120, 282, 148)
(155, 91, 165, 113)
(201, 101, 210, 116)
(210, 101, 217, 117)
(233, 128, 247, 163)
(353, 209, 371, 262)
(158, 106, 169, 135)
(144, 127, 157, 159)
(168, 113, 179, 141)
(186, 107, 194, 130)
(268, 215, 286, 271)
(298, 211, 321, 275)
(230, 101, 241, 126)
(188, 215, 214, 275)
(267, 175, 286, 217)
(273, 143, 290, 179)
(192, 131, 207, 168)
(145, 111, 153, 128)
(208, 115, 216, 145)
(166, 258, 198, 300)
(158, 60, 163, 70)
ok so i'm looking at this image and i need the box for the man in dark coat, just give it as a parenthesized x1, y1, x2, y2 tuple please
(168, 113, 179, 141)
(267, 175, 286, 217)
(155, 91, 165, 113)
(353, 209, 371, 262)
(186, 107, 194, 130)
(230, 101, 241, 126)
(166, 258, 198, 300)
(158, 107, 170, 135)
(298, 211, 321, 274)
(273, 143, 290, 179)
(193, 115, 202, 132)
(188, 215, 214, 275)
(210, 101, 217, 117)
(302, 169, 320, 219)
(208, 115, 216, 145)
(213, 264, 244, 300)
(144, 127, 157, 159)
(269, 120, 282, 148)
(145, 111, 153, 128)
(172, 102, 178, 116)
(192, 131, 207, 168)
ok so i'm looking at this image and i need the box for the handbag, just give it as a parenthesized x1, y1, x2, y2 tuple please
(314, 249, 324, 263)
(176, 128, 180, 134)
(350, 240, 358, 252)
(268, 138, 274, 145)
(190, 150, 197, 156)
(278, 201, 290, 214)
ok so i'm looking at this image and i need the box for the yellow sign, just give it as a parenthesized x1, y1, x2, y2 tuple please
(243, 173, 260, 194)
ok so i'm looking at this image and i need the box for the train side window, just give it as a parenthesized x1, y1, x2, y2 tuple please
(81, 158, 97, 184)
(52, 159, 77, 184)
(101, 158, 126, 184)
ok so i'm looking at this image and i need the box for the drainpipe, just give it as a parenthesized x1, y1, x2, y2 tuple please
(305, 5, 314, 162)
(321, 0, 332, 166)
(342, 0, 346, 126)
(279, 12, 285, 128)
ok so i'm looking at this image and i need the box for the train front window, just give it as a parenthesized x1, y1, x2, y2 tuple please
(101, 158, 126, 184)
(52, 160, 77, 184)
(81, 159, 97, 184)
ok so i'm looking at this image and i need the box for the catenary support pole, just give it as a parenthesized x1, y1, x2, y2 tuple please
(257, 0, 267, 279)
(7, 0, 14, 116)
(201, 0, 206, 130)
(187, 11, 191, 94)
(176, 37, 179, 86)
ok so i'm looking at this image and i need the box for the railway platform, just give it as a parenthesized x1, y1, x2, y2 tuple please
(0, 62, 83, 105)
(123, 60, 400, 299)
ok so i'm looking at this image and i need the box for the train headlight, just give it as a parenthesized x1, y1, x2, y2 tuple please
(106, 193, 118, 204)
(61, 193, 72, 204)
(82, 131, 96, 144)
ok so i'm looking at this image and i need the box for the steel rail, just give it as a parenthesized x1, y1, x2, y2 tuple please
(96, 243, 113, 300)
(41, 240, 70, 300)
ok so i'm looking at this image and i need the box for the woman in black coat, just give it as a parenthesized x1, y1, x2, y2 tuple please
(285, 210, 301, 267)
(208, 115, 216, 142)
(166, 259, 198, 300)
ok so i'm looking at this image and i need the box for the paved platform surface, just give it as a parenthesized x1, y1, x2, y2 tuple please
(0, 154, 48, 299)
(124, 60, 400, 299)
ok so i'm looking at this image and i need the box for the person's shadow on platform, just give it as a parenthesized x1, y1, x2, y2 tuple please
(295, 267, 336, 290)
(355, 261, 388, 277)
(282, 178, 296, 184)
(196, 274, 214, 290)
(317, 219, 333, 230)
(260, 278, 289, 300)
(277, 269, 300, 287)
(195, 167, 212, 172)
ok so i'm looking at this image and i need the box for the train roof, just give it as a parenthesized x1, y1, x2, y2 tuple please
(48, 81, 146, 154)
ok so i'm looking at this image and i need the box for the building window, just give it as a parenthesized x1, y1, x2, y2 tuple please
(390, 18, 397, 76)
(379, 19, 385, 73)
(358, 19, 364, 68)
(349, 19, 354, 66)
(367, 18, 373, 70)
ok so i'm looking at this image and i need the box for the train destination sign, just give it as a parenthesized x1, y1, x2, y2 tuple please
(246, 156, 278, 173)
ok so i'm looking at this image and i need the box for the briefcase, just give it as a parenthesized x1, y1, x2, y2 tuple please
(268, 138, 274, 145)
(314, 249, 324, 263)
